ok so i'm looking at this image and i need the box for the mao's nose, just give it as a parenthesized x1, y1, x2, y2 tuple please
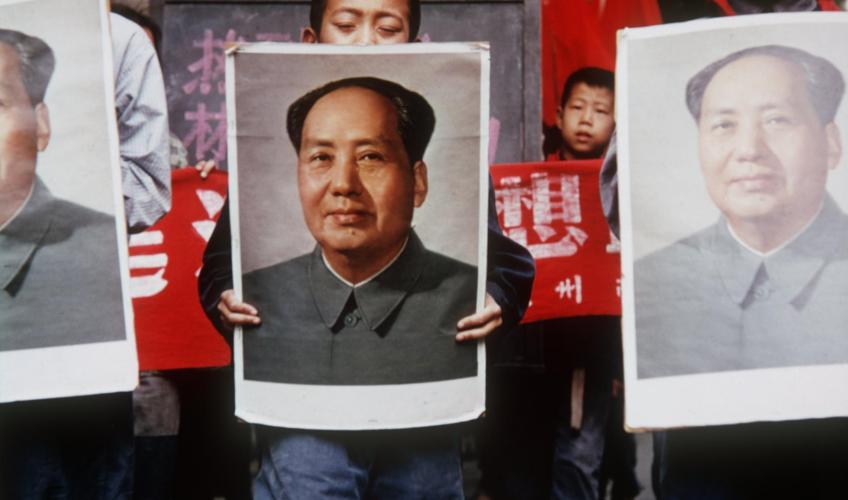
(733, 121, 768, 163)
(330, 155, 362, 195)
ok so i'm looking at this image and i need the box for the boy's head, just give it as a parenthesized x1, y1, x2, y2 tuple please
(555, 67, 615, 160)
(304, 0, 421, 45)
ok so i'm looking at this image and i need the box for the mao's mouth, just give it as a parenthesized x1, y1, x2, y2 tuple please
(326, 208, 370, 224)
(729, 174, 780, 192)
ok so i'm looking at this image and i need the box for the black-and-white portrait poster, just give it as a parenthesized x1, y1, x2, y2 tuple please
(619, 13, 848, 430)
(0, 0, 137, 402)
(226, 44, 489, 430)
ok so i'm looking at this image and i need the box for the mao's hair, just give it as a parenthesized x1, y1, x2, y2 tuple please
(287, 76, 436, 164)
(686, 44, 845, 124)
(560, 66, 614, 107)
(309, 0, 421, 41)
(0, 29, 55, 106)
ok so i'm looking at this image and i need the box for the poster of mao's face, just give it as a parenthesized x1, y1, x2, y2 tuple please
(618, 13, 848, 430)
(227, 43, 489, 430)
(0, 0, 137, 402)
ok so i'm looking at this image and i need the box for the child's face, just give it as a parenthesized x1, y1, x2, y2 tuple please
(304, 0, 411, 45)
(556, 82, 615, 160)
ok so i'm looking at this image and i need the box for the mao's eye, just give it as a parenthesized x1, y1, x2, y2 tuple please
(310, 153, 332, 163)
(765, 115, 792, 127)
(359, 152, 385, 162)
(711, 120, 735, 132)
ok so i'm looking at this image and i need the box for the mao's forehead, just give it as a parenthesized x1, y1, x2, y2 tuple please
(304, 86, 399, 132)
(0, 43, 25, 96)
(696, 54, 827, 125)
(0, 42, 22, 78)
(701, 55, 808, 113)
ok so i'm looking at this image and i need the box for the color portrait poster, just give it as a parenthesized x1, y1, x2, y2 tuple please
(491, 160, 621, 323)
(0, 0, 136, 402)
(226, 44, 489, 430)
(618, 13, 848, 429)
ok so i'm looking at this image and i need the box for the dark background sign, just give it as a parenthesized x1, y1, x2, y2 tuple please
(157, 0, 541, 168)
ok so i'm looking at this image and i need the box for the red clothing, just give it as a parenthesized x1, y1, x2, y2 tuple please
(541, 0, 662, 126)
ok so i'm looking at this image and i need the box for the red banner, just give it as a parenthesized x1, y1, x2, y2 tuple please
(129, 168, 230, 371)
(491, 160, 621, 322)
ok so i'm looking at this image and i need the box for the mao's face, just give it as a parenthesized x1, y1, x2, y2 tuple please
(698, 55, 841, 227)
(556, 82, 615, 159)
(311, 0, 410, 45)
(0, 43, 48, 195)
(297, 86, 427, 260)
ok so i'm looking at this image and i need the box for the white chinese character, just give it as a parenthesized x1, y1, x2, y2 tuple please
(555, 275, 583, 304)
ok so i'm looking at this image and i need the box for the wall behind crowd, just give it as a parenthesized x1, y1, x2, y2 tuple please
(147, 0, 540, 168)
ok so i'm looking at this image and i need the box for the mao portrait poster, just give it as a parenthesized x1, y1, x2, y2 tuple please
(226, 44, 489, 430)
(0, 0, 137, 402)
(618, 13, 848, 430)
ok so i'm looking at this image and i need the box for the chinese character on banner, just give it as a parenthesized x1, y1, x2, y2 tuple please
(176, 28, 294, 167)
(491, 160, 621, 322)
(129, 168, 231, 370)
(184, 102, 228, 165)
(182, 28, 244, 96)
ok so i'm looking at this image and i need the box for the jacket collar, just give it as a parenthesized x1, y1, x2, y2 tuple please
(308, 230, 426, 332)
(712, 195, 845, 306)
(0, 178, 53, 292)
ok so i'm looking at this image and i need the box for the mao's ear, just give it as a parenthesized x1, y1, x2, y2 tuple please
(35, 102, 51, 152)
(412, 161, 428, 208)
(826, 122, 842, 170)
(302, 27, 318, 44)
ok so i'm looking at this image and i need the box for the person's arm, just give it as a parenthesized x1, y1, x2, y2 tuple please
(599, 129, 619, 238)
(456, 175, 535, 341)
(111, 13, 171, 233)
(198, 199, 260, 337)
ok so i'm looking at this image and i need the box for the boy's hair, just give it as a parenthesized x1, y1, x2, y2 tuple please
(309, 0, 421, 42)
(559, 67, 614, 107)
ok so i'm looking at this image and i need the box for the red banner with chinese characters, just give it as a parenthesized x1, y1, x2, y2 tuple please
(491, 160, 621, 322)
(129, 168, 230, 370)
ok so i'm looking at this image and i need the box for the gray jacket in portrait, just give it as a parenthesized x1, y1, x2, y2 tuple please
(0, 178, 126, 351)
(242, 231, 478, 385)
(635, 195, 848, 378)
